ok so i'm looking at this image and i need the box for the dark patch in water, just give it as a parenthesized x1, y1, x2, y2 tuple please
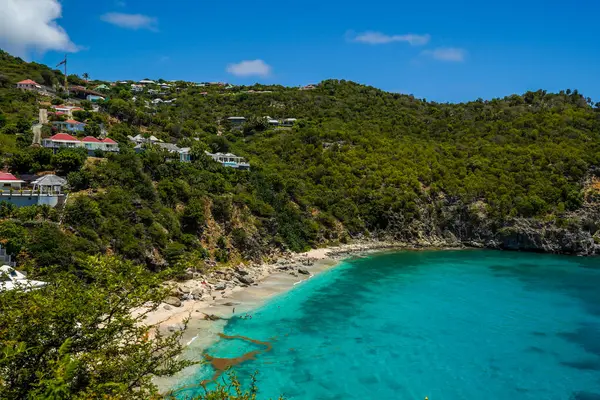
(561, 358, 600, 371)
(531, 331, 548, 337)
(571, 392, 600, 400)
(526, 346, 546, 354)
(169, 333, 272, 396)
(559, 323, 600, 357)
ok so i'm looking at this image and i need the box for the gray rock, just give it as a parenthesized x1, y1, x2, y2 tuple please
(237, 269, 249, 276)
(192, 287, 204, 299)
(298, 268, 310, 275)
(167, 323, 184, 332)
(163, 305, 172, 310)
(164, 296, 182, 307)
(214, 283, 226, 291)
(238, 275, 254, 285)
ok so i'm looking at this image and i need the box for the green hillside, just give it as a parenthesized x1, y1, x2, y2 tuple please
(1, 50, 600, 275)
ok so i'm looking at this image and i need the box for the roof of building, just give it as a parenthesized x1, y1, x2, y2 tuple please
(64, 119, 84, 125)
(47, 133, 79, 142)
(82, 136, 102, 143)
(156, 143, 180, 152)
(33, 174, 67, 187)
(228, 116, 246, 120)
(0, 172, 24, 182)
(17, 79, 39, 85)
(102, 138, 117, 144)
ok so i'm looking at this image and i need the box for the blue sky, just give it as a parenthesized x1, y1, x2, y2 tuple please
(1, 0, 599, 102)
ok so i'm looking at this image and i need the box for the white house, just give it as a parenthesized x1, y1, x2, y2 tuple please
(139, 79, 155, 85)
(265, 116, 279, 126)
(281, 118, 298, 127)
(151, 98, 163, 105)
(0, 265, 46, 292)
(16, 79, 42, 91)
(131, 84, 144, 92)
(205, 151, 250, 170)
(227, 116, 246, 127)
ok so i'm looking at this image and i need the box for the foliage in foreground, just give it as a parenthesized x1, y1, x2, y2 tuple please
(0, 256, 192, 399)
(166, 371, 284, 400)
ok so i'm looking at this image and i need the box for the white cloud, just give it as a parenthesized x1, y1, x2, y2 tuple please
(351, 31, 430, 46)
(421, 47, 467, 62)
(100, 12, 158, 31)
(115, 0, 126, 6)
(0, 0, 79, 58)
(226, 60, 272, 77)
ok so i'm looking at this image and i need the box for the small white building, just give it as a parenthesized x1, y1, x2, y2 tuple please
(205, 151, 250, 170)
(227, 117, 246, 127)
(265, 116, 279, 126)
(281, 118, 298, 127)
(0, 265, 46, 292)
(139, 79, 155, 85)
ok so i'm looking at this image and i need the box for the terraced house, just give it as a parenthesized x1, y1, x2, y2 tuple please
(42, 134, 119, 154)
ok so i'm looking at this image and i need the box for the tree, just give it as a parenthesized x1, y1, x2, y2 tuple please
(0, 256, 192, 400)
(0, 73, 9, 88)
(82, 72, 90, 83)
(51, 148, 87, 175)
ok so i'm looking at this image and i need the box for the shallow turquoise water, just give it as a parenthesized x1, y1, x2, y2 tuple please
(174, 250, 600, 399)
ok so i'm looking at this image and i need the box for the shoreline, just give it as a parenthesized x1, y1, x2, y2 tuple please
(143, 240, 463, 337)
(148, 241, 464, 392)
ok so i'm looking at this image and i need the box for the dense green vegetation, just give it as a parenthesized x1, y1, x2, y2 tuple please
(1, 49, 600, 398)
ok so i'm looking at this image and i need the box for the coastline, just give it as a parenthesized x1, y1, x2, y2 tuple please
(147, 240, 463, 392)
(143, 240, 461, 337)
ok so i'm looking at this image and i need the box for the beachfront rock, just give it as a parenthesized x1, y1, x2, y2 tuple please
(167, 323, 185, 332)
(298, 268, 310, 275)
(191, 287, 204, 299)
(237, 269, 249, 276)
(164, 296, 182, 307)
(164, 305, 172, 310)
(238, 275, 254, 285)
(214, 283, 226, 291)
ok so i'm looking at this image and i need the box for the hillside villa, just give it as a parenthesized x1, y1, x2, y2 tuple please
(0, 265, 47, 292)
(0, 172, 67, 208)
(16, 79, 42, 91)
(205, 151, 250, 170)
(52, 119, 86, 133)
(227, 116, 246, 127)
(281, 118, 298, 127)
(42, 133, 119, 154)
(133, 142, 191, 162)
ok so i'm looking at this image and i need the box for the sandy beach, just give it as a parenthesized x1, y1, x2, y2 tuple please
(145, 240, 462, 392)
(142, 240, 460, 339)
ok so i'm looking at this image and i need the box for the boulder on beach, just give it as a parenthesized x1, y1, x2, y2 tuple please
(298, 268, 310, 275)
(164, 296, 182, 307)
(191, 287, 204, 299)
(167, 323, 185, 332)
(214, 283, 226, 291)
(238, 275, 254, 285)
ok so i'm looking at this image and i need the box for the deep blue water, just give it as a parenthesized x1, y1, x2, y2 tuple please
(174, 250, 600, 400)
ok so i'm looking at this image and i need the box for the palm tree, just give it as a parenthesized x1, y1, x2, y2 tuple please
(82, 72, 90, 84)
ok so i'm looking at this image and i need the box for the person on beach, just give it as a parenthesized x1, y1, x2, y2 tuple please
(232, 307, 235, 314)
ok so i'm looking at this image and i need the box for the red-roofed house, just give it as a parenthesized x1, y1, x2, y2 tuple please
(52, 119, 86, 133)
(16, 79, 41, 91)
(0, 172, 25, 190)
(101, 138, 119, 152)
(42, 134, 119, 154)
(42, 133, 81, 149)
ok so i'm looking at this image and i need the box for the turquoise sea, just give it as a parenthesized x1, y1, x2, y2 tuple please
(174, 250, 600, 399)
